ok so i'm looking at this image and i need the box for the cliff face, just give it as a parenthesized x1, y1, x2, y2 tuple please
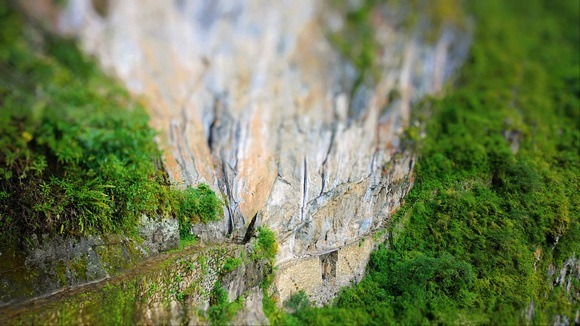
(23, 0, 469, 297)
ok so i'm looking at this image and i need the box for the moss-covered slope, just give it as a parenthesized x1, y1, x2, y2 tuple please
(283, 0, 579, 324)
(0, 3, 222, 241)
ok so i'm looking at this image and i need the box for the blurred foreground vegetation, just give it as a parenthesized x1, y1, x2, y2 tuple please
(0, 3, 222, 242)
(283, 0, 579, 324)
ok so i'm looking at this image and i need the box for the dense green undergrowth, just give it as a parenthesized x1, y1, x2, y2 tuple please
(0, 3, 222, 242)
(286, 0, 579, 324)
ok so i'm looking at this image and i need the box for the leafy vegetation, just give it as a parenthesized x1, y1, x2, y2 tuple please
(287, 0, 579, 324)
(177, 184, 224, 238)
(221, 257, 242, 274)
(0, 3, 222, 241)
(252, 226, 285, 323)
(207, 281, 244, 325)
(252, 227, 279, 263)
(284, 291, 311, 313)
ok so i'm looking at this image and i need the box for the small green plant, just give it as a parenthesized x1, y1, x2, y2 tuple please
(147, 283, 158, 298)
(176, 184, 224, 238)
(198, 256, 209, 276)
(178, 233, 198, 250)
(207, 282, 243, 325)
(221, 257, 242, 274)
(284, 290, 311, 313)
(185, 261, 196, 272)
(251, 227, 278, 262)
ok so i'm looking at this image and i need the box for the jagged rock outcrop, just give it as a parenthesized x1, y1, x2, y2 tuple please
(21, 0, 470, 300)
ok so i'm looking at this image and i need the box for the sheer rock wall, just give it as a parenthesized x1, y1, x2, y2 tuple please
(22, 0, 470, 299)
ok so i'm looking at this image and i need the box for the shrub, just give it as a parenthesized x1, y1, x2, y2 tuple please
(207, 282, 243, 325)
(176, 184, 224, 237)
(0, 4, 223, 241)
(284, 291, 311, 313)
(221, 257, 242, 274)
(252, 227, 278, 262)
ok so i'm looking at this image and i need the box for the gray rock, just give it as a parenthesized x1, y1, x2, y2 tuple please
(138, 215, 179, 253)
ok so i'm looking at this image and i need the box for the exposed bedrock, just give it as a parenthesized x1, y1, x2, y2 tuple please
(22, 0, 471, 295)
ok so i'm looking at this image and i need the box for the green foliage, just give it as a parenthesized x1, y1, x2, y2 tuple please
(252, 227, 278, 262)
(289, 0, 579, 324)
(221, 257, 242, 274)
(177, 233, 198, 251)
(0, 4, 223, 241)
(100, 282, 139, 325)
(255, 226, 289, 324)
(207, 282, 243, 325)
(262, 290, 302, 326)
(284, 291, 311, 313)
(177, 184, 224, 238)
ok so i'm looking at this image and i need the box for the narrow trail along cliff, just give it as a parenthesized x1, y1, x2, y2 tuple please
(0, 243, 206, 321)
(0, 241, 252, 324)
(22, 0, 471, 301)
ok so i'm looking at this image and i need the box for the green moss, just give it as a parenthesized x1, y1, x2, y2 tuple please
(95, 244, 129, 274)
(98, 281, 139, 324)
(11, 279, 140, 325)
(69, 255, 88, 280)
(5, 245, 244, 325)
(54, 261, 68, 286)
(0, 244, 39, 300)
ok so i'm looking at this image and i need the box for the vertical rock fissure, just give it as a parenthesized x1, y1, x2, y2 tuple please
(320, 121, 337, 196)
(207, 97, 219, 152)
(300, 157, 308, 223)
(221, 162, 235, 236)
(242, 213, 258, 243)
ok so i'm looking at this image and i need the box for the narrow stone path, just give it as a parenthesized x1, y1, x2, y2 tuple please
(0, 242, 239, 323)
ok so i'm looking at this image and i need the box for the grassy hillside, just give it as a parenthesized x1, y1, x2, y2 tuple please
(283, 0, 579, 324)
(0, 3, 222, 242)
